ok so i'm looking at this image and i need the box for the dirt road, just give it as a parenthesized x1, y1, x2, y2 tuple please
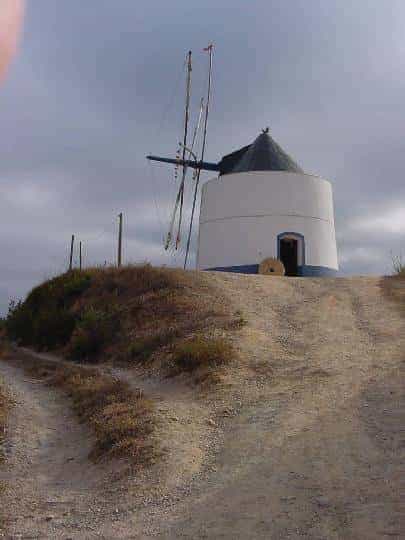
(0, 275, 404, 539)
(0, 357, 142, 538)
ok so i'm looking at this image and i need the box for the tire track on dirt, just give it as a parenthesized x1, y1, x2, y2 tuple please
(0, 355, 129, 538)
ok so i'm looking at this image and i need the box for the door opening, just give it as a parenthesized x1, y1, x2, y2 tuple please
(279, 238, 298, 276)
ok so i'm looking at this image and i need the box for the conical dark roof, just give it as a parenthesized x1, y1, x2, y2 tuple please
(232, 131, 303, 173)
(218, 130, 303, 175)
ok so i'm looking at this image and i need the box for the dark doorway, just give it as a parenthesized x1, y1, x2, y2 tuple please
(279, 238, 298, 276)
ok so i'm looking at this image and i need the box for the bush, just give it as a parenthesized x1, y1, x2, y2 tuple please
(123, 330, 179, 364)
(125, 337, 159, 364)
(6, 299, 34, 344)
(25, 271, 91, 311)
(67, 307, 120, 362)
(5, 271, 92, 349)
(33, 308, 76, 350)
(172, 336, 233, 374)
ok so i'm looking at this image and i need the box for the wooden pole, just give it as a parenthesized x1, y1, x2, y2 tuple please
(79, 241, 82, 271)
(118, 213, 123, 268)
(69, 234, 75, 271)
(184, 44, 213, 270)
(176, 50, 192, 249)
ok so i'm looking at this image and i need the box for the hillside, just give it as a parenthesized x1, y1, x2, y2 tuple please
(0, 270, 404, 539)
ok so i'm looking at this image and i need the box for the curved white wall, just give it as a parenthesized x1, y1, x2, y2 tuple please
(197, 171, 338, 273)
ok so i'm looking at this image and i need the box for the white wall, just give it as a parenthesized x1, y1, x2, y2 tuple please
(197, 171, 338, 270)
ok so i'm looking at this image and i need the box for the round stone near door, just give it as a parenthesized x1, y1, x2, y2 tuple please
(258, 258, 285, 276)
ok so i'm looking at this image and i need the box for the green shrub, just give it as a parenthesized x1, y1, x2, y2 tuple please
(33, 308, 76, 350)
(124, 330, 178, 364)
(67, 307, 119, 362)
(6, 299, 34, 344)
(7, 302, 75, 351)
(172, 336, 233, 374)
(25, 271, 91, 311)
(126, 338, 156, 363)
(5, 271, 92, 349)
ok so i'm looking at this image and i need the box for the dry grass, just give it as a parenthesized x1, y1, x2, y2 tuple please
(171, 336, 234, 384)
(5, 265, 238, 382)
(80, 265, 234, 371)
(381, 276, 405, 321)
(25, 357, 157, 464)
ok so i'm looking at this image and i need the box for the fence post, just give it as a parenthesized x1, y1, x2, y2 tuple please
(69, 234, 75, 271)
(118, 213, 123, 268)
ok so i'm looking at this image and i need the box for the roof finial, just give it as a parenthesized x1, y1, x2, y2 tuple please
(262, 127, 269, 134)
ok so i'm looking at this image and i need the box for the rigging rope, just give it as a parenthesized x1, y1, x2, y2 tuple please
(184, 44, 214, 270)
(148, 56, 187, 249)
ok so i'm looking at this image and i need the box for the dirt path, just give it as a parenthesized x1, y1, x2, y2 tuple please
(9, 348, 223, 515)
(0, 351, 223, 539)
(0, 355, 144, 539)
(0, 276, 404, 539)
(145, 276, 405, 539)
(111, 368, 221, 495)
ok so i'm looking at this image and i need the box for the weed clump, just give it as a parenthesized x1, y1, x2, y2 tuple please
(172, 336, 233, 374)
(122, 329, 179, 364)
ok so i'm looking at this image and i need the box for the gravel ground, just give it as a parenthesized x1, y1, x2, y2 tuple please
(0, 275, 404, 539)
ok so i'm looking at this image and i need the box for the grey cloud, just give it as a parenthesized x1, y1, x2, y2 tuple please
(1, 0, 405, 314)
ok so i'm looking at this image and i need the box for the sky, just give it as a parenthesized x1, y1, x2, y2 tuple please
(0, 0, 405, 314)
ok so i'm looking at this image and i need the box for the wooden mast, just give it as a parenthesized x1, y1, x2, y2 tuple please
(176, 50, 193, 248)
(184, 43, 213, 269)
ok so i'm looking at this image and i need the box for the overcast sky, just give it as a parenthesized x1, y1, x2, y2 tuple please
(1, 0, 405, 314)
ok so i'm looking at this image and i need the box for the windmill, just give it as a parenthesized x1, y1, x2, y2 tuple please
(147, 44, 214, 269)
(148, 46, 339, 277)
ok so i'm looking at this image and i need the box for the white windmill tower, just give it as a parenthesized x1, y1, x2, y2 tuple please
(196, 128, 339, 276)
(147, 48, 338, 277)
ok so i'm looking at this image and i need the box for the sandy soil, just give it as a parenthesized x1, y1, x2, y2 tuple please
(0, 354, 143, 538)
(0, 275, 404, 539)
